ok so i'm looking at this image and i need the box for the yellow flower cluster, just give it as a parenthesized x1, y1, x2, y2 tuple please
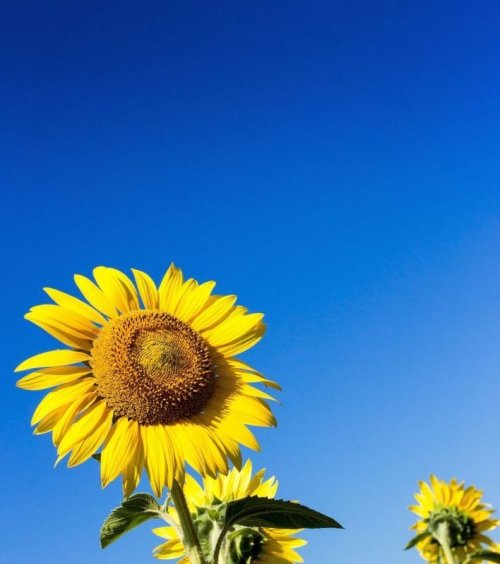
(409, 475, 499, 563)
(16, 264, 308, 563)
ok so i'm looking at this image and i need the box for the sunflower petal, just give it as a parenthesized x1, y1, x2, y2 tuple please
(31, 379, 96, 425)
(132, 268, 159, 309)
(101, 418, 139, 488)
(141, 425, 168, 497)
(153, 538, 186, 560)
(16, 366, 91, 390)
(27, 305, 98, 338)
(52, 392, 96, 447)
(190, 294, 237, 332)
(34, 406, 67, 435)
(66, 410, 113, 467)
(93, 267, 139, 313)
(24, 315, 93, 350)
(174, 281, 216, 323)
(74, 274, 118, 318)
(15, 350, 91, 372)
(57, 400, 110, 457)
(122, 435, 144, 498)
(158, 264, 184, 313)
(44, 287, 107, 325)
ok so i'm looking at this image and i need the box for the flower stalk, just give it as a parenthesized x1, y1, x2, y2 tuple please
(170, 479, 207, 564)
(434, 521, 457, 564)
(212, 525, 225, 564)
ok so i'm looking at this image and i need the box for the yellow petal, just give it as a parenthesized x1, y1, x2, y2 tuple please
(108, 268, 140, 310)
(195, 426, 229, 476)
(101, 418, 139, 488)
(182, 473, 204, 503)
(156, 425, 179, 488)
(225, 358, 282, 390)
(153, 538, 186, 560)
(57, 400, 110, 457)
(27, 305, 98, 338)
(74, 274, 118, 318)
(248, 468, 268, 494)
(174, 281, 216, 323)
(132, 268, 159, 309)
(216, 375, 276, 403)
(16, 366, 91, 390)
(34, 406, 67, 435)
(31, 379, 96, 425)
(44, 287, 107, 325)
(24, 315, 93, 350)
(254, 476, 278, 498)
(141, 425, 167, 497)
(228, 396, 277, 427)
(123, 435, 144, 497)
(220, 422, 259, 451)
(227, 444, 243, 469)
(66, 410, 113, 467)
(169, 424, 208, 477)
(52, 392, 96, 447)
(205, 312, 265, 350)
(190, 294, 237, 332)
(153, 526, 180, 540)
(158, 264, 184, 314)
(216, 329, 265, 356)
(15, 349, 91, 372)
(170, 278, 197, 317)
(93, 267, 139, 312)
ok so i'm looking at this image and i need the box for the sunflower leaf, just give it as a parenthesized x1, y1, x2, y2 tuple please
(468, 550, 500, 562)
(223, 496, 343, 530)
(100, 493, 162, 548)
(404, 531, 430, 550)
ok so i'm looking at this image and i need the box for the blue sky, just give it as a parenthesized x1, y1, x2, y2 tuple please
(1, 2, 499, 562)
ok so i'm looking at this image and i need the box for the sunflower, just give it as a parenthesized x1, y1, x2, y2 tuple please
(409, 475, 499, 562)
(16, 265, 279, 497)
(153, 460, 306, 563)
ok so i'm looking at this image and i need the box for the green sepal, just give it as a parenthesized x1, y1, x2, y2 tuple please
(224, 496, 343, 530)
(468, 550, 500, 562)
(100, 493, 162, 548)
(404, 531, 431, 550)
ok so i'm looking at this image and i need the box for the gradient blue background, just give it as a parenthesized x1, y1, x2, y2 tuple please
(1, 2, 499, 562)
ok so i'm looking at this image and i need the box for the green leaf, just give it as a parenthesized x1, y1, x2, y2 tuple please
(91, 453, 101, 462)
(224, 496, 343, 530)
(100, 493, 162, 548)
(404, 531, 431, 550)
(468, 550, 500, 562)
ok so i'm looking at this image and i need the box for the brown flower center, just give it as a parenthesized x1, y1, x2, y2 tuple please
(90, 311, 215, 425)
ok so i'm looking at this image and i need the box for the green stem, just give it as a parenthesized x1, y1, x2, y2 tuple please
(435, 521, 457, 564)
(212, 524, 228, 564)
(170, 480, 207, 564)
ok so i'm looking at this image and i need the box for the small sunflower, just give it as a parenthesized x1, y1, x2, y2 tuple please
(153, 460, 306, 563)
(16, 265, 279, 497)
(409, 475, 499, 562)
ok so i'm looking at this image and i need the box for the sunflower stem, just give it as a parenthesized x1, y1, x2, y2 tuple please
(171, 479, 206, 564)
(212, 531, 224, 564)
(434, 521, 457, 564)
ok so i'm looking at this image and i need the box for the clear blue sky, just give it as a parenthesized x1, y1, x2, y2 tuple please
(1, 2, 499, 562)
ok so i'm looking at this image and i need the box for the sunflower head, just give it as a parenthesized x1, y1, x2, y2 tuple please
(16, 265, 280, 497)
(90, 310, 216, 425)
(153, 460, 306, 563)
(409, 475, 499, 562)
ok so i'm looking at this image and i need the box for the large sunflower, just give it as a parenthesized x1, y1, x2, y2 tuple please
(16, 265, 279, 497)
(409, 475, 499, 562)
(153, 460, 306, 563)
